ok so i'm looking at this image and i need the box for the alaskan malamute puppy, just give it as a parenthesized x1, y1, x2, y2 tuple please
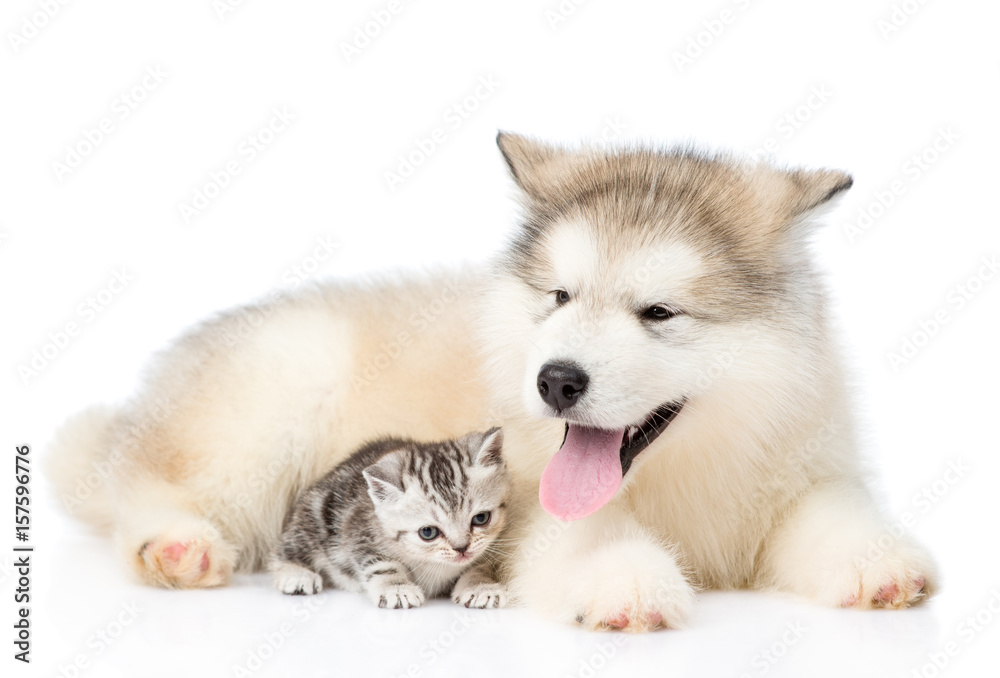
(48, 134, 936, 631)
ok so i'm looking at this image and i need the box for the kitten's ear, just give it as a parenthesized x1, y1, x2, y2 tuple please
(363, 452, 405, 506)
(466, 427, 504, 467)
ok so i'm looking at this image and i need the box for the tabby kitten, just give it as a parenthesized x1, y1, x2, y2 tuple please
(269, 428, 511, 609)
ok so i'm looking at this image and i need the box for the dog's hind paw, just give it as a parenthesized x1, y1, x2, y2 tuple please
(137, 534, 235, 589)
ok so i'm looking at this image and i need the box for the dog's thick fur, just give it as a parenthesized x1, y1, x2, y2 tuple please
(47, 134, 936, 630)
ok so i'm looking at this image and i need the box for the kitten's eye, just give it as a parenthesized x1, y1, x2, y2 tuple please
(642, 304, 680, 321)
(553, 289, 571, 306)
(418, 526, 440, 541)
(471, 511, 491, 527)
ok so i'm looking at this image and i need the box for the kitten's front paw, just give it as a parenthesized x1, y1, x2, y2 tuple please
(271, 562, 323, 596)
(452, 581, 509, 609)
(369, 581, 426, 609)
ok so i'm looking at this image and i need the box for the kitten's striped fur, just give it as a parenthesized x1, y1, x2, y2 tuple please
(269, 428, 511, 609)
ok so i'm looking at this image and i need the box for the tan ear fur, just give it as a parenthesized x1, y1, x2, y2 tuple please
(496, 132, 578, 202)
(785, 168, 854, 218)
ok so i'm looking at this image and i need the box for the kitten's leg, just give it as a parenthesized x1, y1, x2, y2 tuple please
(451, 562, 510, 609)
(357, 555, 426, 609)
(268, 558, 324, 595)
(513, 505, 695, 631)
(757, 480, 937, 609)
(115, 479, 237, 589)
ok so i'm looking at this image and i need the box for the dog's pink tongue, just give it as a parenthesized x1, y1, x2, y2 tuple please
(539, 425, 625, 521)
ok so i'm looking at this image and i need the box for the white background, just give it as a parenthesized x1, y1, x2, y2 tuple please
(2, 1, 999, 676)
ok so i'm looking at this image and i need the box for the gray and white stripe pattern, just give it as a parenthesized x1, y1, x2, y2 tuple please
(268, 428, 510, 609)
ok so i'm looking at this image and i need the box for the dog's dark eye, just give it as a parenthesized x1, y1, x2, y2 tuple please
(418, 526, 440, 541)
(643, 305, 679, 321)
(471, 511, 491, 527)
(553, 290, 571, 306)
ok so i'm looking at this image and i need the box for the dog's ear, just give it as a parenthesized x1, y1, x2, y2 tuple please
(496, 132, 574, 202)
(783, 167, 853, 221)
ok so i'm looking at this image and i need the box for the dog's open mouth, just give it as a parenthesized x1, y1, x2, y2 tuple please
(539, 401, 684, 521)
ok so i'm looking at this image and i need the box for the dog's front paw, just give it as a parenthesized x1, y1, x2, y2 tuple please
(575, 539, 695, 631)
(452, 581, 509, 609)
(520, 532, 695, 632)
(369, 581, 426, 609)
(759, 484, 938, 611)
(836, 540, 935, 610)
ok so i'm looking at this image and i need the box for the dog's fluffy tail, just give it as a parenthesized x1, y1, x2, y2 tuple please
(45, 406, 119, 533)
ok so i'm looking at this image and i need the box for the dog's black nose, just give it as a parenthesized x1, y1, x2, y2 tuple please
(537, 362, 589, 412)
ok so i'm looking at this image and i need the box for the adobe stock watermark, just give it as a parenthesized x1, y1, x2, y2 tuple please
(213, 0, 250, 20)
(59, 396, 177, 518)
(911, 587, 1000, 678)
(339, 0, 413, 63)
(887, 254, 998, 372)
(209, 234, 341, 351)
(672, 0, 754, 73)
(565, 635, 629, 678)
(391, 608, 498, 678)
(178, 106, 295, 223)
(51, 65, 168, 182)
(589, 116, 629, 149)
(738, 621, 808, 678)
(279, 234, 341, 288)
(383, 75, 500, 191)
(843, 126, 959, 243)
(732, 418, 841, 522)
(521, 515, 572, 565)
(7, 0, 72, 53)
(545, 0, 591, 31)
(854, 458, 969, 572)
(208, 435, 309, 540)
(877, 0, 931, 40)
(18, 269, 134, 385)
(232, 596, 326, 677)
(56, 600, 142, 678)
(351, 276, 463, 391)
(749, 85, 834, 160)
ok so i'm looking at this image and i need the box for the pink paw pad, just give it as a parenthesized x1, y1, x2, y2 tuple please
(162, 542, 188, 562)
(603, 612, 630, 630)
(840, 594, 858, 608)
(159, 542, 210, 573)
(875, 583, 900, 604)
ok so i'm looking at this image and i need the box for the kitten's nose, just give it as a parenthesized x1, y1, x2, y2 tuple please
(453, 543, 469, 555)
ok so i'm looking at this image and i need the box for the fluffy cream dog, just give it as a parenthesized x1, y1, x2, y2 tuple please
(48, 134, 936, 631)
